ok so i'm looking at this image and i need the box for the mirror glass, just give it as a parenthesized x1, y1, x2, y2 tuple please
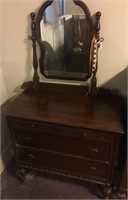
(39, 0, 93, 80)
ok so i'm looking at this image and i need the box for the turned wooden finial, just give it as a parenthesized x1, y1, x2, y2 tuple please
(95, 11, 101, 41)
(29, 12, 40, 91)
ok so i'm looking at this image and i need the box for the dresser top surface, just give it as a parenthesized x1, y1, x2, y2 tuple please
(2, 83, 124, 134)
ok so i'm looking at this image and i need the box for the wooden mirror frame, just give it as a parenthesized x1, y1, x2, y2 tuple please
(29, 0, 101, 94)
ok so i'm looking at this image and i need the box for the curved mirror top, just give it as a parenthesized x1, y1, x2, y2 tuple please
(37, 0, 93, 80)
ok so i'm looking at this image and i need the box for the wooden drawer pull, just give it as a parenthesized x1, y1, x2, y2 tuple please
(27, 154, 34, 161)
(89, 148, 98, 154)
(89, 167, 97, 172)
(83, 132, 87, 137)
(79, 132, 87, 137)
(24, 136, 32, 143)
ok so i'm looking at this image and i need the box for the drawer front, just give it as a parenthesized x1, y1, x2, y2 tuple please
(11, 118, 113, 142)
(18, 147, 108, 180)
(14, 130, 111, 162)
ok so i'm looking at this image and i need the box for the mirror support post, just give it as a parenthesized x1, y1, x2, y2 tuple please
(89, 12, 101, 97)
(29, 12, 40, 91)
(95, 11, 101, 42)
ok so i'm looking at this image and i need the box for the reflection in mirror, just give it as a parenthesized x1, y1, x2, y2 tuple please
(38, 0, 93, 80)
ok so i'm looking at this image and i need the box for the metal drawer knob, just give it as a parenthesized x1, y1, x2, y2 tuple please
(83, 132, 87, 137)
(31, 124, 34, 128)
(24, 136, 32, 143)
(27, 154, 34, 161)
(79, 132, 86, 137)
(89, 166, 97, 172)
(89, 148, 98, 154)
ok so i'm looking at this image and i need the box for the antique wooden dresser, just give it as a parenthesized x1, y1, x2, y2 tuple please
(2, 83, 124, 198)
(2, 0, 125, 198)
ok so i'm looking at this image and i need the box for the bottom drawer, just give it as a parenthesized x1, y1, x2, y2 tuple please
(17, 147, 108, 181)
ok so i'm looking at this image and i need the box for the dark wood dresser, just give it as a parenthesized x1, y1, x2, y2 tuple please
(2, 83, 124, 198)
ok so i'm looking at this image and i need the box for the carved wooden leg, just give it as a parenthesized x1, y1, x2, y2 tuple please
(16, 167, 26, 182)
(117, 188, 127, 199)
(103, 185, 112, 199)
(117, 160, 127, 199)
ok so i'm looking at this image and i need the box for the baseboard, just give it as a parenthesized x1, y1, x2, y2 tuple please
(0, 143, 14, 174)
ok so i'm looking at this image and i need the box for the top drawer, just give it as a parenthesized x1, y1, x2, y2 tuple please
(10, 118, 113, 142)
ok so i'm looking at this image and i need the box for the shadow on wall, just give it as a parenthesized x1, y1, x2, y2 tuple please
(101, 67, 127, 97)
(101, 68, 127, 172)
(0, 100, 15, 174)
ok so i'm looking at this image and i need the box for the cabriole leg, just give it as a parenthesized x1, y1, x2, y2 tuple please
(16, 167, 26, 182)
(103, 185, 112, 199)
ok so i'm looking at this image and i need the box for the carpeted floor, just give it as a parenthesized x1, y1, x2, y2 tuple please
(1, 157, 120, 199)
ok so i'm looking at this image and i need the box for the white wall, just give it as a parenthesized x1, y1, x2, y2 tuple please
(0, 0, 127, 173)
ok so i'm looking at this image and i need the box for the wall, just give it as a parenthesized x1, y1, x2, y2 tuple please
(85, 0, 128, 96)
(0, 0, 127, 174)
(0, 0, 44, 174)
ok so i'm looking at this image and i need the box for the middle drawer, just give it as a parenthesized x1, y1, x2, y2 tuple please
(14, 130, 111, 162)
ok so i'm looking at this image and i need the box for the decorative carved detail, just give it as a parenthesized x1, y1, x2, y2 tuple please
(29, 12, 39, 91)
(17, 163, 105, 185)
(16, 163, 114, 198)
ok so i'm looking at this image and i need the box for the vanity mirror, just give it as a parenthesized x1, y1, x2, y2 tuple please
(29, 0, 102, 91)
